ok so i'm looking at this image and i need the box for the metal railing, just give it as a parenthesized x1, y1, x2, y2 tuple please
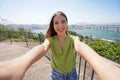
(0, 30, 44, 46)
(77, 56, 98, 80)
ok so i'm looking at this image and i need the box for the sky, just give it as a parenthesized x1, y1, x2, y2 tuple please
(0, 0, 120, 24)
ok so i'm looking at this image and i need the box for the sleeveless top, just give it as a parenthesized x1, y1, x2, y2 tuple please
(47, 34, 76, 73)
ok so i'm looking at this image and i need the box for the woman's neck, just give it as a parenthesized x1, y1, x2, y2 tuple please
(57, 34, 67, 41)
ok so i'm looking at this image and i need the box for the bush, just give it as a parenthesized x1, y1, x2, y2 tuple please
(88, 40, 120, 63)
(11, 33, 24, 39)
(38, 33, 45, 42)
(68, 30, 84, 41)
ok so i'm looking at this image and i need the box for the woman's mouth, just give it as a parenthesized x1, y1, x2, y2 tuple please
(58, 28, 64, 32)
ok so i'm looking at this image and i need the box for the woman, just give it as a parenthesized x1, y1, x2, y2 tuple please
(46, 11, 78, 80)
(0, 11, 120, 80)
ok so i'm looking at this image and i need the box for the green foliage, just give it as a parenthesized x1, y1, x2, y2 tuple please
(38, 33, 45, 42)
(0, 24, 8, 30)
(68, 30, 78, 35)
(17, 26, 25, 32)
(11, 33, 24, 39)
(32, 36, 39, 41)
(68, 30, 84, 41)
(0, 24, 39, 41)
(8, 28, 15, 32)
(88, 40, 120, 63)
(0, 24, 8, 41)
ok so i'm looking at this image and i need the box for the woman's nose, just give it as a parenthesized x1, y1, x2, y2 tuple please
(58, 23, 63, 28)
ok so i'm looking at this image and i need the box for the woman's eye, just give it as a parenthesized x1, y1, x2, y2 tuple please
(62, 20, 66, 23)
(54, 22, 58, 24)
(54, 20, 66, 25)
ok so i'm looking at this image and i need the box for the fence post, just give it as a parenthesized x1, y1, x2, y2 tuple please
(83, 60, 87, 80)
(91, 70, 94, 80)
(78, 56, 81, 80)
(38, 33, 41, 44)
(24, 32, 28, 47)
(8, 31, 12, 44)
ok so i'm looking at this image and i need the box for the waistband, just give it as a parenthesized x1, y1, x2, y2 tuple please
(51, 67, 76, 78)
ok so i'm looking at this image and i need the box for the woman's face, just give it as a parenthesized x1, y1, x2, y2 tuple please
(53, 15, 68, 36)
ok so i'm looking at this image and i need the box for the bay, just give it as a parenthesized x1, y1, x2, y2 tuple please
(32, 29, 120, 40)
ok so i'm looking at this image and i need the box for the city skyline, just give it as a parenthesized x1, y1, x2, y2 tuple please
(0, 0, 120, 24)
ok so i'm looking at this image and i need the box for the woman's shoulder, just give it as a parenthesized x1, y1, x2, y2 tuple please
(46, 35, 56, 42)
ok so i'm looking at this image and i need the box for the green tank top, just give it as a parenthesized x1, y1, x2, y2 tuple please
(47, 34, 76, 73)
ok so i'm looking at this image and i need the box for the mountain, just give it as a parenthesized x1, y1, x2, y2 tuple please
(74, 22, 90, 25)
(5, 24, 48, 30)
(0, 17, 47, 29)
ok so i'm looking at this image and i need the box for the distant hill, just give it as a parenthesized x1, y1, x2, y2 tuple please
(5, 24, 48, 30)
(0, 17, 48, 30)
(1, 17, 120, 30)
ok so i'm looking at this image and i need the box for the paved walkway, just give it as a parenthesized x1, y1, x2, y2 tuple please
(0, 42, 51, 80)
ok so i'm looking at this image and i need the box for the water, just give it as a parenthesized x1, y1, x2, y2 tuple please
(32, 29, 120, 40)
(72, 29, 120, 40)
(32, 29, 46, 34)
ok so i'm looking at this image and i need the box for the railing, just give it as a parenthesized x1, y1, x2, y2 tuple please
(77, 56, 98, 80)
(0, 30, 44, 46)
(0, 30, 120, 80)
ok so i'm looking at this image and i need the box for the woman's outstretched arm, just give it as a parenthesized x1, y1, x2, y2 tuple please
(74, 37, 120, 80)
(0, 39, 50, 80)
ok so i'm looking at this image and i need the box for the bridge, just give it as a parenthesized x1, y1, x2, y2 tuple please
(91, 25, 120, 33)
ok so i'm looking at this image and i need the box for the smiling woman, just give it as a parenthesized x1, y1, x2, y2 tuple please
(0, 11, 120, 80)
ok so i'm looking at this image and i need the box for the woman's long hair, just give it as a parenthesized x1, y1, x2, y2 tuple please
(45, 11, 68, 38)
